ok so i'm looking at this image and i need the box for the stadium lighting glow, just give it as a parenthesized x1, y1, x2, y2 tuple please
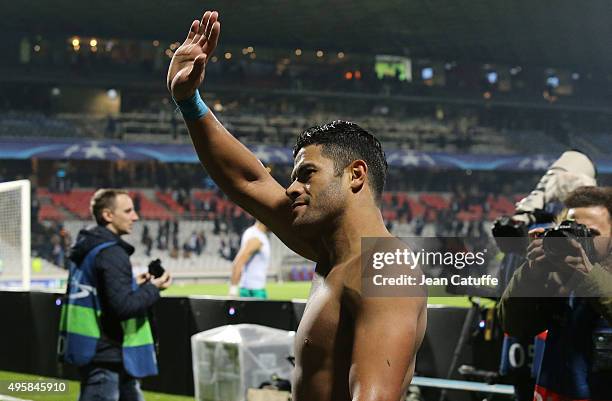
(571, 72, 580, 80)
(152, 40, 160, 47)
(224, 52, 232, 60)
(228, 306, 236, 316)
(51, 87, 60, 96)
(71, 38, 80, 47)
(483, 91, 492, 99)
(354, 70, 361, 80)
(246, 46, 254, 53)
(421, 67, 433, 80)
(509, 66, 522, 75)
(486, 71, 498, 84)
(211, 56, 218, 63)
(90, 39, 97, 47)
(337, 51, 345, 59)
(344, 71, 353, 80)
(33, 45, 41, 52)
(546, 76, 560, 88)
(107, 89, 118, 99)
(249, 53, 256, 59)
(446, 61, 458, 70)
(242, 48, 249, 55)
(316, 50, 324, 58)
(295, 48, 302, 56)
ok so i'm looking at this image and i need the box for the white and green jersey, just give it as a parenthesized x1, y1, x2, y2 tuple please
(239, 225, 270, 290)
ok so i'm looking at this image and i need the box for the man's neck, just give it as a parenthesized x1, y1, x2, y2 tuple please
(320, 204, 390, 265)
(104, 224, 121, 236)
(254, 221, 267, 233)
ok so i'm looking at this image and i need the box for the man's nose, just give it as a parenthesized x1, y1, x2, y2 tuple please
(286, 180, 303, 200)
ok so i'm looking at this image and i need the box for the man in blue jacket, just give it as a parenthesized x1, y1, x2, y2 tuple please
(60, 189, 172, 401)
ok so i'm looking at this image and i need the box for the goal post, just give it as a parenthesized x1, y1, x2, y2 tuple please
(0, 179, 31, 290)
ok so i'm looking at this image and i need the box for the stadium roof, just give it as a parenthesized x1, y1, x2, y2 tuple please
(3, 0, 612, 71)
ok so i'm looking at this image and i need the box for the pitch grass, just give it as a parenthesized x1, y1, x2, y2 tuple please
(0, 370, 193, 401)
(163, 282, 482, 308)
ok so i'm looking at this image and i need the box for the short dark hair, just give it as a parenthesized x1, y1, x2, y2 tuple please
(565, 186, 612, 219)
(90, 189, 128, 226)
(293, 120, 388, 202)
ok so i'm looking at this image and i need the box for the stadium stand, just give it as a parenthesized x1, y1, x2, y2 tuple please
(4, 105, 609, 157)
(1, 110, 520, 154)
(0, 112, 81, 138)
(30, 181, 521, 280)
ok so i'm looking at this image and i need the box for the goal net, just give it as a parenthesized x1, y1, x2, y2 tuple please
(0, 180, 31, 289)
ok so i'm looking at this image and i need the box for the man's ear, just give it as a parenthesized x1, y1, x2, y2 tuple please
(349, 160, 367, 194)
(101, 208, 113, 224)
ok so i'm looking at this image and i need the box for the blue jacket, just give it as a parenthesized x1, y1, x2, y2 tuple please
(59, 225, 160, 377)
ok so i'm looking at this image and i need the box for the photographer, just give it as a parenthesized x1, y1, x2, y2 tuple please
(498, 186, 612, 401)
(58, 189, 172, 401)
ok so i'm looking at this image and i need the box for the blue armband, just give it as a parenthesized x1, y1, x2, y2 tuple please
(174, 90, 209, 120)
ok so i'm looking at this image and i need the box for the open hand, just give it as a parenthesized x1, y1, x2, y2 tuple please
(151, 272, 172, 291)
(167, 11, 221, 101)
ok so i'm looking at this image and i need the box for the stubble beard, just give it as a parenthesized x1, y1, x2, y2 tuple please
(292, 180, 344, 235)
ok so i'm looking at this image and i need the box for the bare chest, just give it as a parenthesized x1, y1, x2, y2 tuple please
(292, 264, 361, 401)
(294, 271, 356, 368)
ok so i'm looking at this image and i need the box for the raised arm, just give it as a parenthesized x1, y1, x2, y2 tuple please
(167, 11, 318, 261)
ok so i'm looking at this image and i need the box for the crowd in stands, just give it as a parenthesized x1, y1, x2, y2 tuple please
(31, 183, 258, 268)
(6, 141, 606, 271)
(19, 159, 610, 274)
(28, 169, 523, 270)
(139, 220, 209, 259)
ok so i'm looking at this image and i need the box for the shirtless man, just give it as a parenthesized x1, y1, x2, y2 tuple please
(167, 11, 427, 401)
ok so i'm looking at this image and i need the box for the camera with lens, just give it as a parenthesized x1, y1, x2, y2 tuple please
(491, 150, 596, 254)
(492, 212, 552, 254)
(541, 220, 597, 262)
(148, 259, 165, 279)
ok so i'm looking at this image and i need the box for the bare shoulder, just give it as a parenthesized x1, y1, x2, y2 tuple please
(340, 254, 426, 322)
(347, 263, 427, 400)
